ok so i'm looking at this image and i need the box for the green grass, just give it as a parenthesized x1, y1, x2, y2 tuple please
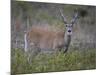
(11, 48, 96, 74)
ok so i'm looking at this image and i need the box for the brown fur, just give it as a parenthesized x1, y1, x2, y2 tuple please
(26, 26, 65, 50)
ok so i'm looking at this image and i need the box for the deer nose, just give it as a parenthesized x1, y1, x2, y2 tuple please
(68, 30, 71, 32)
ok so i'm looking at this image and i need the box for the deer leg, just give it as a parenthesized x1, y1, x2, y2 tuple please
(63, 46, 69, 53)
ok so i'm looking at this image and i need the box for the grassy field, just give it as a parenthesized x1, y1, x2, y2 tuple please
(11, 48, 96, 74)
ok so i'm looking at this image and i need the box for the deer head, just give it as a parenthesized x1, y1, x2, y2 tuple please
(59, 9, 78, 35)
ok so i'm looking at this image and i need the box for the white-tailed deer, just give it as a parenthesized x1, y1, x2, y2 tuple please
(24, 9, 78, 62)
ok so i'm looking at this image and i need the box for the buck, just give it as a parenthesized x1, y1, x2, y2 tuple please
(24, 9, 78, 62)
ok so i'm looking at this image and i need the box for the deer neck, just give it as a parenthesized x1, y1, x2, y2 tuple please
(64, 31, 71, 47)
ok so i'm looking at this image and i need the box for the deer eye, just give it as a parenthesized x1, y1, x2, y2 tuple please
(65, 24, 69, 27)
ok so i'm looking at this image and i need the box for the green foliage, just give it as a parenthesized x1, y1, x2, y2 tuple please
(11, 48, 96, 74)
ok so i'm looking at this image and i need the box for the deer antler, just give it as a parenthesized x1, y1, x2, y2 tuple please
(59, 9, 67, 24)
(71, 9, 78, 26)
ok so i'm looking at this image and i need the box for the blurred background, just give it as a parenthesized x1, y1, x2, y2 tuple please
(11, 1, 96, 50)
